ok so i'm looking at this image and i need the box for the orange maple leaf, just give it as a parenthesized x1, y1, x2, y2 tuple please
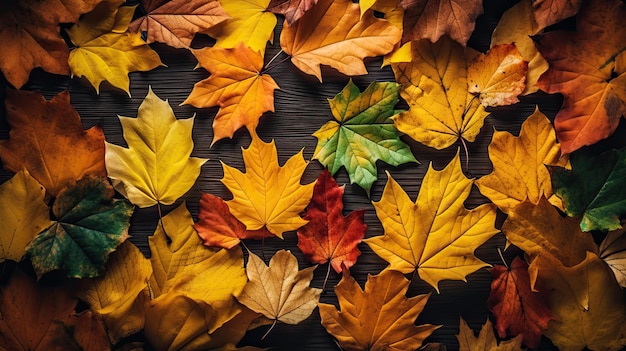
(536, 0, 626, 154)
(183, 43, 279, 144)
(0, 0, 102, 88)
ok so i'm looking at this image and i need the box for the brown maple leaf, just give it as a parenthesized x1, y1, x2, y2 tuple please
(0, 0, 102, 88)
(532, 0, 582, 29)
(267, 0, 319, 24)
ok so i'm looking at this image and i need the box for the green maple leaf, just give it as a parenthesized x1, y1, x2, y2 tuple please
(312, 80, 417, 195)
(26, 177, 134, 278)
(551, 147, 626, 232)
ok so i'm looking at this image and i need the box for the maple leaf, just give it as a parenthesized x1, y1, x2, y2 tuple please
(312, 80, 417, 194)
(267, 0, 318, 24)
(0, 89, 106, 197)
(475, 107, 566, 214)
(364, 152, 498, 291)
(237, 250, 322, 335)
(501, 196, 598, 270)
(491, 0, 548, 95)
(203, 0, 276, 53)
(26, 176, 134, 279)
(551, 147, 626, 232)
(457, 318, 523, 351)
(535, 0, 626, 154)
(105, 88, 207, 208)
(391, 36, 489, 150)
(297, 169, 367, 274)
(0, 170, 51, 263)
(66, 0, 163, 95)
(400, 0, 483, 46)
(533, 252, 626, 350)
(128, 0, 230, 49)
(280, 0, 401, 82)
(599, 228, 626, 287)
(194, 193, 273, 249)
(467, 43, 527, 107)
(183, 43, 279, 144)
(532, 0, 582, 30)
(0, 269, 109, 351)
(0, 0, 102, 88)
(319, 269, 439, 350)
(221, 136, 315, 238)
(487, 257, 555, 349)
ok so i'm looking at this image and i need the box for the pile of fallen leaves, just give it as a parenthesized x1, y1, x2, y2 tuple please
(1, 0, 625, 350)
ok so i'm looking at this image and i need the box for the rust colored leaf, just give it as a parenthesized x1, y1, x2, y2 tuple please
(297, 169, 366, 273)
(267, 0, 318, 24)
(532, 0, 582, 29)
(0, 89, 106, 197)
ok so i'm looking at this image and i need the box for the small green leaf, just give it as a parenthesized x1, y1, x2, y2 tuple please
(552, 147, 626, 232)
(27, 176, 134, 278)
(312, 80, 417, 195)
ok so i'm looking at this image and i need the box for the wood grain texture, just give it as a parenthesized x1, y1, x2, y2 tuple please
(4, 1, 623, 350)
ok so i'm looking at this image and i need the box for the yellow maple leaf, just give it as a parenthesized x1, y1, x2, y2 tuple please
(183, 43, 279, 144)
(105, 88, 207, 208)
(319, 269, 439, 350)
(221, 136, 315, 238)
(476, 107, 567, 213)
(364, 152, 498, 291)
(66, 0, 163, 95)
(0, 170, 51, 263)
(457, 318, 523, 351)
(280, 0, 401, 82)
(203, 0, 276, 53)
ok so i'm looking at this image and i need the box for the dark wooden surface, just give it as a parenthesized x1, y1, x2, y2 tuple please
(2, 1, 614, 349)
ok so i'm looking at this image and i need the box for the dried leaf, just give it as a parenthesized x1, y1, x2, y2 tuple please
(599, 228, 626, 287)
(532, 0, 582, 29)
(457, 318, 523, 351)
(267, 0, 318, 24)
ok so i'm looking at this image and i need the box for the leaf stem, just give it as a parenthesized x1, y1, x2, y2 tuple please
(497, 247, 509, 269)
(157, 202, 167, 235)
(265, 49, 284, 68)
(262, 56, 291, 74)
(261, 319, 278, 340)
(322, 262, 331, 292)
(460, 137, 470, 173)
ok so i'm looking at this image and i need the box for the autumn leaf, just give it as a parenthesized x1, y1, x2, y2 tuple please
(400, 0, 483, 46)
(312, 80, 417, 194)
(221, 136, 315, 238)
(203, 0, 276, 53)
(364, 152, 498, 291)
(533, 252, 626, 350)
(532, 0, 582, 29)
(280, 0, 401, 82)
(457, 318, 523, 351)
(467, 43, 527, 107)
(0, 0, 101, 88)
(0, 269, 110, 351)
(491, 0, 548, 95)
(475, 107, 566, 214)
(0, 170, 51, 263)
(66, 0, 163, 95)
(128, 0, 230, 48)
(535, 0, 626, 154)
(183, 43, 279, 144)
(599, 228, 626, 287)
(237, 250, 322, 336)
(319, 269, 439, 351)
(297, 169, 367, 274)
(267, 0, 318, 24)
(391, 36, 488, 150)
(551, 147, 626, 232)
(194, 193, 273, 249)
(487, 257, 555, 349)
(106, 87, 207, 208)
(26, 177, 133, 278)
(0, 89, 106, 197)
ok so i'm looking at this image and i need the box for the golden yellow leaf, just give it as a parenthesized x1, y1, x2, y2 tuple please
(457, 318, 523, 351)
(391, 36, 488, 150)
(491, 0, 548, 95)
(237, 250, 321, 328)
(183, 43, 279, 144)
(467, 43, 527, 107)
(476, 108, 566, 213)
(319, 269, 439, 350)
(67, 0, 163, 95)
(364, 152, 498, 291)
(221, 135, 315, 238)
(203, 0, 276, 53)
(105, 88, 207, 208)
(280, 0, 401, 82)
(0, 170, 51, 263)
